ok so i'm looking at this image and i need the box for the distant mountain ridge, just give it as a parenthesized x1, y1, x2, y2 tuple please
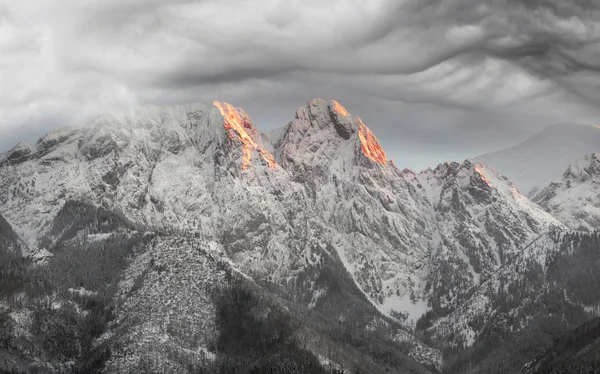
(476, 123, 600, 195)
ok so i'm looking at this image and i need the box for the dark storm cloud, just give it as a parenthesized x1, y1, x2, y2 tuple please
(1, 0, 600, 169)
(108, 0, 600, 107)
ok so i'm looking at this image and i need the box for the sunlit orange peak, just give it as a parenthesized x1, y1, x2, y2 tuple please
(357, 117, 387, 165)
(331, 100, 350, 117)
(595, 125, 600, 129)
(474, 163, 493, 187)
(511, 184, 524, 200)
(213, 101, 278, 170)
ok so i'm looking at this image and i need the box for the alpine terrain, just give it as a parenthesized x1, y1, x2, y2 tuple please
(531, 153, 600, 231)
(0, 99, 598, 373)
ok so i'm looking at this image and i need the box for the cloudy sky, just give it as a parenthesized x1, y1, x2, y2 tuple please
(2, 0, 600, 170)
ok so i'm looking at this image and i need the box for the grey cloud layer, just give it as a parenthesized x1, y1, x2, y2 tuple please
(1, 0, 599, 169)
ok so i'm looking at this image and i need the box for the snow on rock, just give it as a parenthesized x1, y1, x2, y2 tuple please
(308, 287, 328, 310)
(2, 142, 35, 165)
(28, 247, 53, 265)
(68, 287, 97, 297)
(532, 153, 600, 231)
(317, 355, 345, 372)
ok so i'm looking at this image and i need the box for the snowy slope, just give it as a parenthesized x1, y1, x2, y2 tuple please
(476, 123, 600, 195)
(532, 153, 600, 231)
(409, 161, 563, 315)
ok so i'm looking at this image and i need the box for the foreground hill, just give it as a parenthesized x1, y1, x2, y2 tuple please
(526, 317, 600, 373)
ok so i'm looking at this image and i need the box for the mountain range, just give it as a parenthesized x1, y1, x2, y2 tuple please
(0, 99, 598, 373)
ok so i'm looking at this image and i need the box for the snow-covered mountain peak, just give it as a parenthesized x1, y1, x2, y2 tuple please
(277, 99, 390, 179)
(0, 101, 292, 251)
(424, 159, 559, 225)
(563, 152, 600, 181)
(213, 101, 278, 170)
(292, 98, 357, 139)
(416, 159, 542, 214)
(357, 116, 388, 165)
(532, 153, 600, 231)
(72, 100, 282, 173)
(1, 142, 36, 166)
(407, 159, 564, 316)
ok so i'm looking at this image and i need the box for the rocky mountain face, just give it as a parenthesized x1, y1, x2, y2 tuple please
(532, 153, 600, 231)
(408, 160, 561, 318)
(0, 99, 598, 373)
(271, 99, 433, 321)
